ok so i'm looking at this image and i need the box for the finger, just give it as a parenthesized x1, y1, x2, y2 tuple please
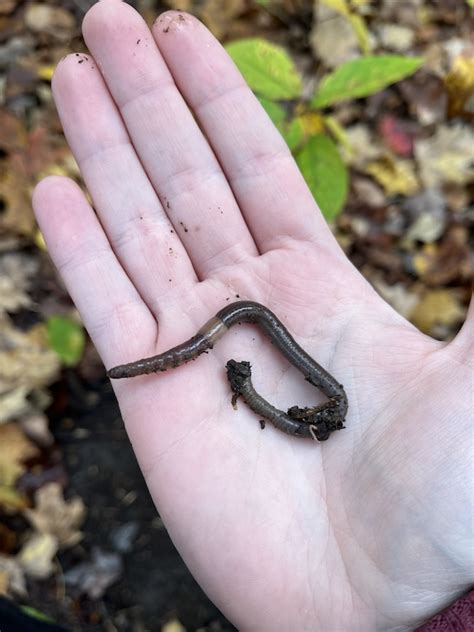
(32, 176, 157, 366)
(52, 55, 198, 313)
(153, 11, 337, 253)
(81, 0, 259, 278)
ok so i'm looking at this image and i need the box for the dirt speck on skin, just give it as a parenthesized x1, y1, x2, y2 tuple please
(137, 39, 141, 45)
(179, 221, 189, 233)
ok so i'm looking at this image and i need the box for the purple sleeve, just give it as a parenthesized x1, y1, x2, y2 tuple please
(415, 591, 473, 632)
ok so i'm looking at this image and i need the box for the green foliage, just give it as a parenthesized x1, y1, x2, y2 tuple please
(230, 36, 423, 221)
(295, 135, 348, 221)
(226, 39, 302, 99)
(21, 606, 55, 623)
(312, 56, 424, 108)
(46, 315, 85, 367)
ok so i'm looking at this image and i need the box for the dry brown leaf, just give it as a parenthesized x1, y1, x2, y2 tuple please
(377, 23, 415, 52)
(24, 482, 85, 549)
(0, 315, 60, 396)
(17, 532, 58, 579)
(0, 554, 27, 597)
(200, 0, 247, 40)
(0, 109, 27, 151)
(0, 160, 35, 235)
(311, 4, 360, 68)
(19, 414, 54, 448)
(410, 290, 466, 335)
(0, 422, 39, 488)
(415, 124, 474, 187)
(341, 125, 383, 168)
(0, 251, 38, 314)
(366, 155, 419, 196)
(0, 386, 31, 425)
(24, 4, 76, 41)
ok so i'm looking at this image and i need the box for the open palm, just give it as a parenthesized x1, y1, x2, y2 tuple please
(33, 3, 473, 630)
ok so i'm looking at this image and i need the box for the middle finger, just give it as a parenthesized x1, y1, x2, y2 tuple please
(82, 0, 258, 277)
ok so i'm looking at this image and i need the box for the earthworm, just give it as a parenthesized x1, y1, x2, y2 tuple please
(107, 301, 348, 441)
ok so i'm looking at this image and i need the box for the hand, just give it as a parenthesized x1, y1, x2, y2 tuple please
(33, 2, 473, 630)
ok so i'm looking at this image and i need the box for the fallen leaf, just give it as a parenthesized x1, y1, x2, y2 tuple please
(0, 422, 39, 487)
(24, 482, 85, 549)
(162, 619, 186, 632)
(378, 115, 414, 157)
(311, 4, 360, 68)
(17, 532, 58, 579)
(0, 251, 38, 314)
(352, 177, 386, 207)
(0, 485, 28, 512)
(110, 522, 139, 554)
(200, 0, 247, 40)
(0, 315, 61, 396)
(444, 50, 474, 117)
(340, 125, 383, 168)
(64, 547, 123, 599)
(0, 386, 31, 425)
(0, 554, 27, 597)
(410, 226, 473, 285)
(403, 189, 447, 243)
(410, 290, 466, 335)
(415, 124, 474, 187)
(366, 155, 419, 196)
(19, 414, 54, 448)
(377, 23, 415, 52)
(24, 4, 76, 41)
(399, 73, 447, 126)
(372, 279, 419, 318)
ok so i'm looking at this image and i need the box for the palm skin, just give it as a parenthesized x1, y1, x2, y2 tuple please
(33, 2, 473, 630)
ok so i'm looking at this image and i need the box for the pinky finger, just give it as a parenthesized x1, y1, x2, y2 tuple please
(33, 176, 157, 368)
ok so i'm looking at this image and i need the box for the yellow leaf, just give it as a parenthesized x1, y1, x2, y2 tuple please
(296, 112, 325, 136)
(37, 65, 55, 81)
(366, 156, 419, 196)
(0, 486, 28, 512)
(410, 290, 466, 334)
(17, 532, 58, 579)
(444, 54, 474, 117)
(161, 619, 186, 632)
(34, 229, 47, 251)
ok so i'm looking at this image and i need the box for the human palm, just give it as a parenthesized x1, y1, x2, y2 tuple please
(33, 2, 473, 630)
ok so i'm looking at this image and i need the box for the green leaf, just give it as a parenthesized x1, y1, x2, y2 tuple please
(258, 96, 286, 126)
(282, 117, 305, 151)
(311, 55, 424, 108)
(467, 0, 474, 7)
(21, 606, 55, 624)
(226, 38, 303, 99)
(46, 315, 85, 367)
(295, 135, 348, 221)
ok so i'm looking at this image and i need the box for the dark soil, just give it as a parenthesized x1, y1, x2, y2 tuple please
(27, 373, 234, 632)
